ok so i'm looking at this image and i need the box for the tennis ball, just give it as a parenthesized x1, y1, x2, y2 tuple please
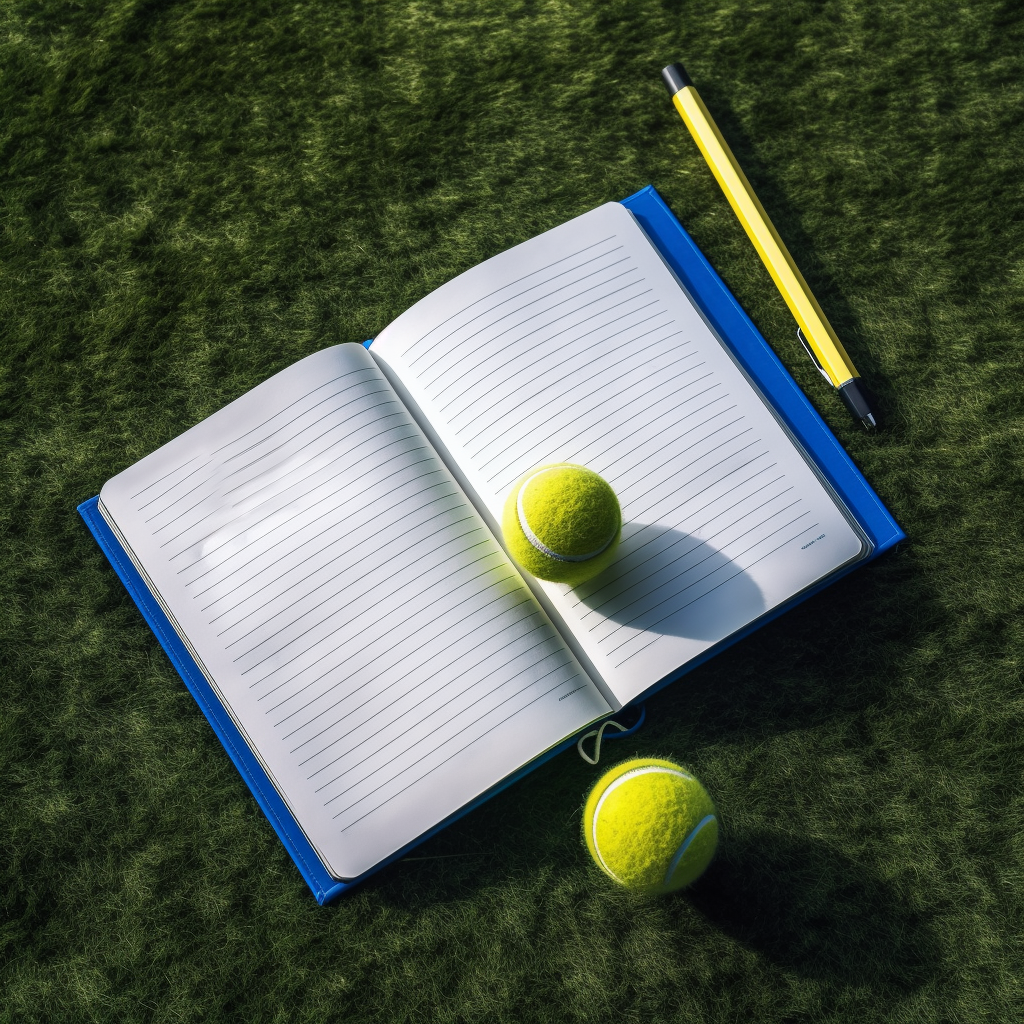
(501, 464, 621, 585)
(583, 758, 719, 894)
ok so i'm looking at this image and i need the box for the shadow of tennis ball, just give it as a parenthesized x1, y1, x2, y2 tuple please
(688, 830, 936, 990)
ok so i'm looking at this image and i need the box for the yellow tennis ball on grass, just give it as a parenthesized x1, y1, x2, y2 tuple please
(501, 464, 621, 585)
(583, 758, 719, 894)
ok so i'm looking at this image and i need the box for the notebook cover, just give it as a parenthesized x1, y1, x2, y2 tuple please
(80, 186, 902, 900)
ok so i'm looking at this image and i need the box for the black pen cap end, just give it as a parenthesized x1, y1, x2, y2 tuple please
(661, 63, 693, 96)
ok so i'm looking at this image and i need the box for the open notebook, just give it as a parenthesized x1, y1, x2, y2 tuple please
(81, 186, 902, 900)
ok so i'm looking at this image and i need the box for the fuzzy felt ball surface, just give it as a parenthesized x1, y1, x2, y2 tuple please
(583, 758, 719, 894)
(501, 464, 621, 585)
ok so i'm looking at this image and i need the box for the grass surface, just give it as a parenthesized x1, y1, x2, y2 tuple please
(3, 1, 1024, 1021)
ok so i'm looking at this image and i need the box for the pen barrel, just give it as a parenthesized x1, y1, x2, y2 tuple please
(671, 86, 858, 389)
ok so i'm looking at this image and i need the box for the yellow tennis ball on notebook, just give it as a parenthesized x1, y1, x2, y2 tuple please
(583, 758, 719, 894)
(501, 464, 621, 585)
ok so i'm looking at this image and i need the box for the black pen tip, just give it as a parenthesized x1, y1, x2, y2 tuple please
(838, 379, 880, 430)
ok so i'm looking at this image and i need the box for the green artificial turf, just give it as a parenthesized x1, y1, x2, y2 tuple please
(3, 1, 1023, 1021)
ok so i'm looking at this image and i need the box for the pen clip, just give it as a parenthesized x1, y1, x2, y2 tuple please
(797, 327, 833, 384)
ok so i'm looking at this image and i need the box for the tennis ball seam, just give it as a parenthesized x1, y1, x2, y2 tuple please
(663, 813, 717, 884)
(516, 467, 618, 562)
(590, 765, 697, 884)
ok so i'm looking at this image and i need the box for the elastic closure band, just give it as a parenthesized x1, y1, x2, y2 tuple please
(576, 705, 646, 764)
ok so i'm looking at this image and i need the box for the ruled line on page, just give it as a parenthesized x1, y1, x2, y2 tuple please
(180, 446, 436, 576)
(193, 481, 461, 611)
(589, 501, 802, 630)
(254, 560, 519, 707)
(485, 379, 724, 489)
(570, 472, 788, 608)
(230, 509, 501, 679)
(571, 404, 743, 492)
(467, 348, 703, 463)
(266, 564, 515, 719)
(299, 645, 565, 805)
(227, 513, 479, 667)
(206, 462, 449, 632)
(329, 669, 578, 830)
(172, 436, 434, 567)
(580, 489, 801, 623)
(254, 562, 510, 710)
(322, 650, 574, 798)
(446, 307, 675, 432)
(313, 650, 573, 805)
(613, 430, 759, 506)
(482, 368, 715, 479)
(214, 391, 400, 494)
(199, 478, 448, 616)
(293, 608, 546, 755)
(135, 458, 215, 512)
(522, 382, 723, 481)
(214, 503, 484, 641)
(438, 297, 665, 420)
(464, 332, 695, 457)
(596, 508, 814, 645)
(586, 414, 746, 489)
(430, 285, 656, 407)
(414, 257, 636, 379)
(222, 499, 481, 659)
(218, 388, 396, 485)
(298, 634, 564, 776)
(240, 565, 529, 698)
(129, 454, 206, 502)
(217, 372, 383, 464)
(150, 401, 407, 552)
(424, 284, 654, 410)
(178, 450, 445, 590)
(218, 412, 414, 506)
(253, 573, 536, 741)
(206, 368, 373, 458)
(610, 520, 821, 667)
(223, 518, 483, 653)
(141, 381, 394, 527)
(184, 456, 448, 593)
(590, 492, 804, 625)
(130, 367, 376, 507)
(469, 351, 706, 470)
(452, 316, 683, 441)
(409, 245, 630, 373)
(582, 461, 784, 593)
(402, 236, 620, 363)
(582, 466, 788, 607)
(416, 257, 640, 382)
(225, 495, 468, 663)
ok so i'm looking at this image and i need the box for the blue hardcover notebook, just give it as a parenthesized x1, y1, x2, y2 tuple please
(80, 186, 902, 903)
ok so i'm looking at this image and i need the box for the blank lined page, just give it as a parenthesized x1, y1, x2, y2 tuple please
(370, 203, 867, 705)
(99, 344, 609, 879)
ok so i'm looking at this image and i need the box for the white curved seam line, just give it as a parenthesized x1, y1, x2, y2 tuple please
(663, 814, 716, 885)
(591, 766, 694, 882)
(517, 468, 617, 562)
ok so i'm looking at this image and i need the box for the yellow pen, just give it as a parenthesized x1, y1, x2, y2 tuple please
(662, 62, 878, 429)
